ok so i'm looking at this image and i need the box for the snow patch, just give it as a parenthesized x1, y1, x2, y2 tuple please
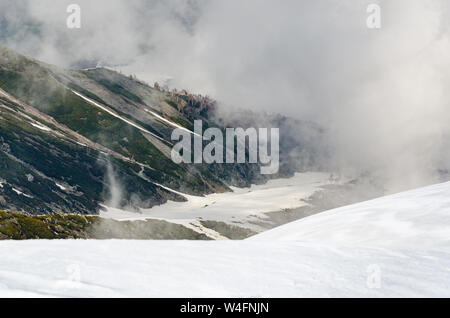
(12, 188, 33, 199)
(169, 219, 228, 240)
(71, 90, 167, 142)
(30, 122, 51, 132)
(144, 108, 199, 136)
(55, 183, 67, 191)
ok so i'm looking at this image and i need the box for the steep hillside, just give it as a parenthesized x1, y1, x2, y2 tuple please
(0, 45, 325, 215)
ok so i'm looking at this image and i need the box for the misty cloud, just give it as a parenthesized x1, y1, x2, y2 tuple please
(1, 0, 450, 192)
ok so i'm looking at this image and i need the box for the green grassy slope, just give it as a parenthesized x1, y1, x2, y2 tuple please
(0, 210, 210, 240)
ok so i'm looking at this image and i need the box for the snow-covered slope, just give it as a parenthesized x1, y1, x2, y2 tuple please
(1, 182, 450, 297)
(0, 240, 449, 297)
(251, 181, 450, 247)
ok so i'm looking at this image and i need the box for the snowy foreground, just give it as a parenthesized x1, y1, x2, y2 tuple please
(1, 182, 450, 297)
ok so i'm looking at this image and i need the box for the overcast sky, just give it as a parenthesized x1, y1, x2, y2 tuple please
(1, 0, 450, 191)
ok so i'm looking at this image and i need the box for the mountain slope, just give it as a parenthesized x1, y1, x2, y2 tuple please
(0, 45, 325, 215)
(0, 86, 184, 214)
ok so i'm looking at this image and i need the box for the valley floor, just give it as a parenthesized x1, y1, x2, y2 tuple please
(101, 172, 341, 237)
